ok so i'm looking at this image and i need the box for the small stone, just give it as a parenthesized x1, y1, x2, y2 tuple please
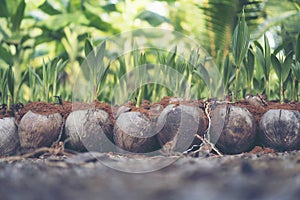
(0, 117, 19, 156)
(169, 97, 184, 103)
(259, 109, 300, 151)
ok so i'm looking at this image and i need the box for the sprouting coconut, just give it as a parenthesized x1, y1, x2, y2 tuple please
(18, 111, 63, 151)
(157, 104, 208, 153)
(0, 117, 19, 156)
(209, 105, 256, 154)
(113, 111, 160, 154)
(259, 109, 300, 151)
(65, 109, 114, 152)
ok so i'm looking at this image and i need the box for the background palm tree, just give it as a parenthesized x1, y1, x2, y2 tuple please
(165, 0, 299, 59)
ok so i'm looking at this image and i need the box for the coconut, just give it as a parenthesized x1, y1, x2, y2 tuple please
(259, 109, 300, 151)
(64, 109, 114, 152)
(113, 111, 160, 154)
(209, 105, 256, 154)
(18, 111, 63, 151)
(157, 104, 208, 153)
(115, 106, 131, 119)
(0, 117, 19, 156)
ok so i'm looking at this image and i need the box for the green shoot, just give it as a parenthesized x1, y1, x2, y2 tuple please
(292, 33, 300, 101)
(0, 68, 8, 105)
(28, 57, 68, 102)
(271, 52, 293, 103)
(292, 61, 300, 101)
(7, 66, 14, 111)
(221, 54, 235, 96)
(243, 48, 255, 94)
(232, 9, 250, 100)
(28, 66, 43, 101)
(84, 39, 110, 101)
(253, 34, 272, 100)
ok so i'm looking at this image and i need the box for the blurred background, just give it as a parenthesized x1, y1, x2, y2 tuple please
(0, 0, 299, 103)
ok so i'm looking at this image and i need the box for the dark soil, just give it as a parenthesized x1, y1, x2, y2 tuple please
(1, 96, 299, 123)
(0, 149, 299, 200)
(235, 99, 300, 122)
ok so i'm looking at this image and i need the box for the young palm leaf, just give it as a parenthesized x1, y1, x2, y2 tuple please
(243, 48, 255, 94)
(292, 61, 300, 101)
(84, 39, 109, 100)
(7, 66, 14, 110)
(253, 34, 272, 100)
(0, 68, 8, 105)
(271, 51, 293, 103)
(232, 9, 250, 100)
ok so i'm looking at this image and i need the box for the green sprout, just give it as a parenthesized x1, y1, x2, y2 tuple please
(84, 39, 110, 101)
(0, 68, 8, 105)
(292, 33, 300, 101)
(0, 66, 27, 112)
(28, 58, 68, 102)
(232, 9, 250, 100)
(254, 34, 271, 100)
(292, 61, 300, 101)
(243, 47, 255, 94)
(271, 52, 293, 103)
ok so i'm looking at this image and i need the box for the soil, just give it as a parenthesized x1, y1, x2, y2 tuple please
(1, 96, 299, 123)
(0, 150, 299, 200)
(235, 99, 300, 122)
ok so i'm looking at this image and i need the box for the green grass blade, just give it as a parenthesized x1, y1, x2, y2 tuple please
(7, 66, 14, 104)
(264, 34, 271, 78)
(296, 33, 300, 62)
(84, 39, 94, 58)
(271, 54, 281, 80)
(15, 70, 28, 103)
(282, 51, 293, 82)
(11, 0, 25, 32)
(232, 9, 250, 67)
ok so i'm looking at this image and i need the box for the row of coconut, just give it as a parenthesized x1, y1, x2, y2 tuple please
(0, 103, 299, 156)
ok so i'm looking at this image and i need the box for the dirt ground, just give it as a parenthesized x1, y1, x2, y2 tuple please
(1, 96, 300, 123)
(0, 150, 300, 200)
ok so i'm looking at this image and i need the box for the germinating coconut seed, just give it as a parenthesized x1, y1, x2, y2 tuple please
(209, 105, 256, 154)
(0, 117, 19, 156)
(113, 111, 160, 154)
(259, 109, 300, 151)
(18, 111, 63, 151)
(64, 109, 114, 152)
(157, 104, 207, 153)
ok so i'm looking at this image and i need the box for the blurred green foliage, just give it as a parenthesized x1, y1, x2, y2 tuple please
(0, 0, 299, 104)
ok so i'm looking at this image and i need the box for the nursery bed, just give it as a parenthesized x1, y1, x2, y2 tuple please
(0, 96, 300, 155)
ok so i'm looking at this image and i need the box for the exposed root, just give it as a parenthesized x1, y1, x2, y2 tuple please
(200, 99, 236, 157)
(195, 134, 223, 156)
(204, 101, 211, 141)
(52, 120, 65, 148)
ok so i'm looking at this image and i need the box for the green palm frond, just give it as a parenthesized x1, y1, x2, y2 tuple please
(195, 0, 264, 58)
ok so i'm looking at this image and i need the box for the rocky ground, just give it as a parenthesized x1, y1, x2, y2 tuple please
(0, 150, 299, 200)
